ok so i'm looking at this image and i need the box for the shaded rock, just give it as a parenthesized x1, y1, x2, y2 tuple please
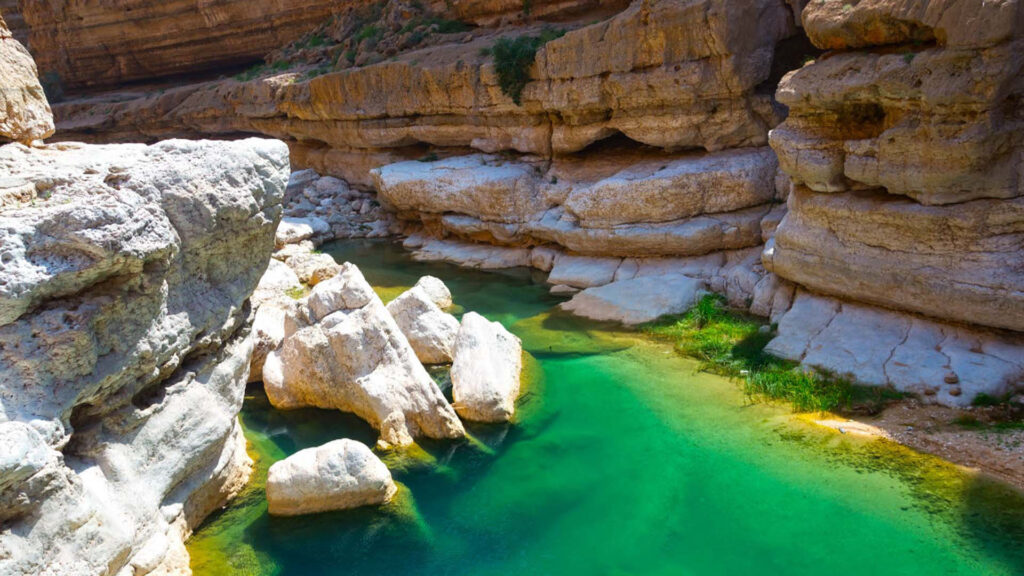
(451, 312, 523, 423)
(387, 285, 460, 364)
(266, 439, 397, 516)
(560, 274, 705, 325)
(547, 255, 622, 288)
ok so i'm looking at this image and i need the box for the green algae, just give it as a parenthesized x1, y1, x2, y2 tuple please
(188, 240, 1024, 576)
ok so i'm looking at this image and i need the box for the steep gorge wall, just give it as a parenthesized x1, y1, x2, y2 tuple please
(764, 0, 1024, 404)
(17, 0, 346, 90)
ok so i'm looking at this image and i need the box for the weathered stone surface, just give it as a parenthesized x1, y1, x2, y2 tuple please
(547, 254, 622, 288)
(772, 186, 1024, 333)
(0, 13, 53, 143)
(21, 0, 347, 90)
(276, 215, 332, 248)
(451, 312, 523, 422)
(285, 251, 343, 286)
(266, 439, 397, 516)
(52, 0, 797, 157)
(264, 262, 465, 447)
(767, 291, 1024, 407)
(387, 284, 460, 365)
(413, 275, 454, 310)
(0, 138, 286, 575)
(560, 274, 704, 325)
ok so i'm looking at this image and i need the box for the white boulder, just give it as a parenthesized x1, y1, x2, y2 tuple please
(560, 274, 705, 325)
(264, 262, 464, 447)
(451, 312, 523, 423)
(276, 216, 331, 248)
(266, 439, 397, 516)
(387, 285, 460, 364)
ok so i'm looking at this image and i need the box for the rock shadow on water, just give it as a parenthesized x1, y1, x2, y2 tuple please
(512, 309, 637, 360)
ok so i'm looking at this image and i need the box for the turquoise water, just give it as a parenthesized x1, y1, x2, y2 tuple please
(189, 239, 1024, 576)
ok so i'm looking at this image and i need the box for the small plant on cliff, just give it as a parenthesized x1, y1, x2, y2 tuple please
(490, 27, 564, 105)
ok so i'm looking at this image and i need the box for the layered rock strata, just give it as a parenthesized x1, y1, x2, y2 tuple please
(765, 0, 1024, 404)
(0, 137, 289, 575)
(19, 0, 347, 90)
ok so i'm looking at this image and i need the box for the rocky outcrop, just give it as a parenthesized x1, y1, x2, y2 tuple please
(50, 0, 801, 157)
(20, 0, 346, 90)
(266, 439, 397, 516)
(0, 13, 53, 144)
(451, 312, 523, 422)
(764, 0, 1024, 404)
(0, 137, 288, 575)
(263, 262, 466, 447)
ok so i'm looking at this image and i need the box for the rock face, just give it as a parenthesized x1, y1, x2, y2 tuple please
(0, 137, 288, 575)
(763, 0, 1024, 403)
(266, 439, 397, 516)
(451, 312, 523, 423)
(767, 291, 1024, 407)
(263, 262, 465, 447)
(20, 0, 346, 90)
(0, 13, 53, 144)
(387, 283, 460, 365)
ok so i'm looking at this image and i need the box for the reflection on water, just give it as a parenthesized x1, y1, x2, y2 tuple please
(188, 240, 1024, 576)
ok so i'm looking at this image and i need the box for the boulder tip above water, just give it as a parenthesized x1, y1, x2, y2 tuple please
(266, 439, 397, 516)
(451, 312, 523, 423)
(387, 281, 460, 364)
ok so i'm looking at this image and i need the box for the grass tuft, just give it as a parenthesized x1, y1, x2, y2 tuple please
(643, 294, 866, 413)
(489, 28, 564, 104)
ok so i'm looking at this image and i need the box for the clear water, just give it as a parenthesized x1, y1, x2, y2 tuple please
(188, 239, 1024, 576)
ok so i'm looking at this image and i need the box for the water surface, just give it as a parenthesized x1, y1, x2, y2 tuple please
(189, 240, 1024, 576)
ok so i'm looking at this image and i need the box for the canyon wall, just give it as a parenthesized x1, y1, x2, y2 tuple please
(764, 0, 1024, 404)
(26, 0, 1024, 405)
(0, 16, 292, 574)
(16, 0, 346, 90)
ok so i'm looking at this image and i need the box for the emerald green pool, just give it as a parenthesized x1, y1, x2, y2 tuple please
(188, 239, 1024, 576)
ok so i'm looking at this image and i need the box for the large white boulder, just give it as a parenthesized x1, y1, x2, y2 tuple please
(387, 284, 460, 364)
(264, 262, 465, 447)
(451, 312, 523, 423)
(0, 138, 285, 576)
(266, 439, 397, 516)
(560, 274, 705, 325)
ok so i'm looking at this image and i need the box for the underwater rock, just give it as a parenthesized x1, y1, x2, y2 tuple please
(266, 439, 397, 516)
(451, 312, 524, 423)
(264, 262, 465, 447)
(387, 284, 460, 365)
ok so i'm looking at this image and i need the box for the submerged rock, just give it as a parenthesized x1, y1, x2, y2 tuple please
(264, 262, 465, 447)
(266, 439, 397, 516)
(451, 312, 523, 423)
(560, 274, 705, 325)
(387, 283, 460, 365)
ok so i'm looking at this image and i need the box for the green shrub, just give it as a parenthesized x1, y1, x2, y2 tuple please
(355, 24, 383, 43)
(490, 28, 564, 104)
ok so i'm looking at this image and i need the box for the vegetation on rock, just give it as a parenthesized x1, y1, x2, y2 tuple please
(644, 294, 904, 413)
(490, 28, 564, 104)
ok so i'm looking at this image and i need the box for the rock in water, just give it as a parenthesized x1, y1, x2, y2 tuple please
(412, 275, 453, 310)
(0, 14, 53, 144)
(264, 262, 465, 447)
(0, 137, 287, 576)
(266, 439, 397, 516)
(451, 312, 523, 423)
(387, 283, 460, 364)
(560, 274, 705, 325)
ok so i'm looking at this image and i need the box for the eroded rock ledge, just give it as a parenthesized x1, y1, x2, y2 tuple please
(0, 137, 289, 575)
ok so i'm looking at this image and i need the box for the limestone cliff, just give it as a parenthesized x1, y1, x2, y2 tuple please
(765, 0, 1024, 404)
(18, 0, 345, 90)
(0, 137, 289, 575)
